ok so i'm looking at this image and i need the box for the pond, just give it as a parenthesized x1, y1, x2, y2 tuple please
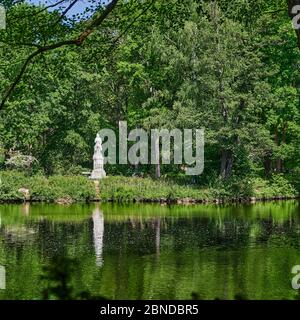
(0, 201, 299, 300)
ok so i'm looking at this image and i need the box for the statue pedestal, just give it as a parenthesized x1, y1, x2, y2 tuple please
(90, 169, 106, 180)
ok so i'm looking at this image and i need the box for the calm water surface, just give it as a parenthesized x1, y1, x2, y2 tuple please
(0, 201, 299, 300)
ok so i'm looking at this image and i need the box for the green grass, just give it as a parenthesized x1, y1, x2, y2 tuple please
(99, 176, 214, 202)
(0, 171, 297, 203)
(0, 171, 96, 202)
(99, 176, 297, 202)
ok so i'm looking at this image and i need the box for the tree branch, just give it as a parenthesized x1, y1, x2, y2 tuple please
(108, 0, 156, 51)
(0, 40, 42, 48)
(263, 9, 286, 15)
(8, 0, 68, 22)
(0, 0, 119, 110)
(51, 0, 80, 27)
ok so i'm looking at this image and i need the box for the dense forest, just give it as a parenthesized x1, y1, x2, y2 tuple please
(0, 0, 299, 200)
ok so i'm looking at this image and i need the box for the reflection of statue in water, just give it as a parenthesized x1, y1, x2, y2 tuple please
(92, 207, 104, 267)
(21, 203, 30, 216)
(90, 133, 106, 180)
(155, 218, 160, 257)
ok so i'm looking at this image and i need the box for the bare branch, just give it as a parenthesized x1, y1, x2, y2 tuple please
(108, 0, 156, 51)
(263, 9, 286, 15)
(51, 0, 80, 26)
(0, 40, 42, 48)
(8, 0, 68, 22)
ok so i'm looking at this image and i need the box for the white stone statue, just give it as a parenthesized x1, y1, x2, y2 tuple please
(90, 133, 106, 180)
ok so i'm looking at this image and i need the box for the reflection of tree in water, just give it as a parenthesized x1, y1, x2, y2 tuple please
(0, 202, 300, 300)
(103, 212, 300, 257)
(104, 217, 165, 256)
(41, 256, 107, 300)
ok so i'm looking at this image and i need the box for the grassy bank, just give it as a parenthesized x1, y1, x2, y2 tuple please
(0, 171, 298, 204)
(100, 175, 298, 203)
(0, 171, 96, 203)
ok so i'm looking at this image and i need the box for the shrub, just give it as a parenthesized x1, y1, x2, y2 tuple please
(0, 171, 96, 202)
(252, 175, 296, 198)
(0, 171, 297, 203)
(0, 170, 29, 200)
(99, 176, 213, 202)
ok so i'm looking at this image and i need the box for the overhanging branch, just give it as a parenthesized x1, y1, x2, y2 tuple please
(0, 0, 119, 110)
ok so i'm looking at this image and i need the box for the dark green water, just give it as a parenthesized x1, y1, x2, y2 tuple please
(0, 201, 299, 300)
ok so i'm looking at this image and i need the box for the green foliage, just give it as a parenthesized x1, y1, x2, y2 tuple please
(5, 151, 38, 173)
(99, 175, 297, 202)
(252, 175, 297, 198)
(99, 176, 212, 202)
(0, 170, 29, 200)
(0, 170, 297, 204)
(0, 171, 96, 202)
(0, 0, 299, 198)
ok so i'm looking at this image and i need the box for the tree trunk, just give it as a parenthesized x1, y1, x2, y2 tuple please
(276, 158, 283, 173)
(156, 162, 161, 179)
(274, 127, 283, 173)
(264, 156, 272, 177)
(154, 136, 161, 178)
(220, 149, 233, 179)
(281, 124, 287, 173)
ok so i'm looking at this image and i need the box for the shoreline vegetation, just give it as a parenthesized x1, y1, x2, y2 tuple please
(0, 171, 298, 205)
